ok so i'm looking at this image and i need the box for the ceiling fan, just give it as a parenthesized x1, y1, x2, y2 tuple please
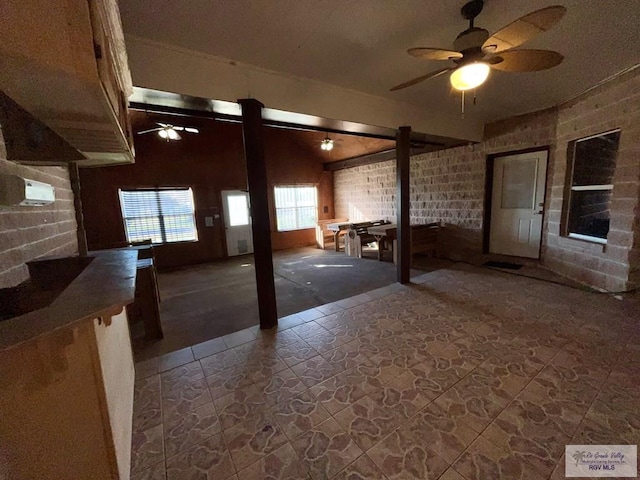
(390, 1, 566, 92)
(317, 133, 344, 152)
(137, 122, 200, 141)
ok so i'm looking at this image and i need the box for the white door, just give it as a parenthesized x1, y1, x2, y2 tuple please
(490, 150, 548, 259)
(221, 190, 254, 256)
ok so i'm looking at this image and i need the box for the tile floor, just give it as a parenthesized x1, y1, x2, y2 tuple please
(130, 263, 640, 480)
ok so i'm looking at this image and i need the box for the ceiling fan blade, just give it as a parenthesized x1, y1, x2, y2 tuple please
(486, 55, 504, 65)
(489, 49, 563, 72)
(137, 127, 163, 135)
(184, 127, 199, 133)
(482, 5, 566, 53)
(390, 67, 453, 91)
(157, 122, 170, 127)
(408, 48, 463, 61)
(172, 126, 185, 131)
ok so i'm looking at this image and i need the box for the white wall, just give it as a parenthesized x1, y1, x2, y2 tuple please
(124, 35, 483, 142)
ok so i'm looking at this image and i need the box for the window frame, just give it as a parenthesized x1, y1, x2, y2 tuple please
(273, 185, 318, 232)
(118, 187, 198, 245)
(561, 129, 621, 245)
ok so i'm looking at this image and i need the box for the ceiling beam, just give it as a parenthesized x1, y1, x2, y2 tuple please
(323, 146, 438, 171)
(125, 36, 484, 142)
(130, 88, 468, 149)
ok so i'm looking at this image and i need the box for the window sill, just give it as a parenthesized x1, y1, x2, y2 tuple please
(567, 233, 607, 245)
(150, 239, 199, 246)
(276, 228, 315, 233)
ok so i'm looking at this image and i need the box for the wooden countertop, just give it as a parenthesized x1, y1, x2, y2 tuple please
(367, 224, 398, 237)
(0, 249, 138, 351)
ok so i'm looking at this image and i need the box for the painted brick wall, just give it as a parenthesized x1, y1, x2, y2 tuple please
(0, 127, 78, 288)
(334, 109, 556, 261)
(334, 69, 639, 291)
(334, 160, 396, 223)
(544, 70, 640, 291)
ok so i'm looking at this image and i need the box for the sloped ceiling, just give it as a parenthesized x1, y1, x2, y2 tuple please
(119, 0, 640, 127)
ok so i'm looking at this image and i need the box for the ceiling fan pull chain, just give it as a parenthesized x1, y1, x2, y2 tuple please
(461, 90, 465, 118)
(473, 89, 477, 106)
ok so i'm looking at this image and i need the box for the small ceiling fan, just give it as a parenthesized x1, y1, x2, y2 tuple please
(137, 122, 200, 141)
(317, 133, 344, 152)
(390, 1, 566, 92)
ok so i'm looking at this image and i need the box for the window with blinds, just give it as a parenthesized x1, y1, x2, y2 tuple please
(274, 186, 317, 232)
(118, 188, 198, 244)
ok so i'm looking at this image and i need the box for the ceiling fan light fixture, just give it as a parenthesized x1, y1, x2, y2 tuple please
(450, 62, 490, 91)
(320, 137, 334, 151)
(158, 129, 169, 139)
(167, 128, 179, 140)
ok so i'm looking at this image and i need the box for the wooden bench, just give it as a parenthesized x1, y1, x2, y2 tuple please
(345, 220, 391, 257)
(393, 222, 440, 263)
(316, 218, 348, 250)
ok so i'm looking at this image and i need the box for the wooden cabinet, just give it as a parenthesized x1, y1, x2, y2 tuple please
(127, 258, 163, 340)
(0, 250, 138, 479)
(0, 309, 135, 479)
(0, 0, 135, 166)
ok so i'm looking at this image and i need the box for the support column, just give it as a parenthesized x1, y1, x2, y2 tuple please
(396, 126, 411, 284)
(69, 162, 88, 256)
(238, 99, 278, 329)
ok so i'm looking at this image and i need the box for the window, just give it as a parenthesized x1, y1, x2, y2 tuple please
(564, 129, 620, 244)
(226, 194, 250, 226)
(119, 188, 198, 244)
(274, 186, 317, 231)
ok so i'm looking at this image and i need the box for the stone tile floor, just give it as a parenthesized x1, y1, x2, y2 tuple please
(130, 263, 640, 480)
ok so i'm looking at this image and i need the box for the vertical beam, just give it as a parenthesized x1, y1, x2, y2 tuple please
(69, 162, 88, 256)
(238, 99, 278, 329)
(396, 126, 411, 284)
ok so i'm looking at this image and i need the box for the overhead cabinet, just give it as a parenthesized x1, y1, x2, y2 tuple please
(0, 0, 135, 166)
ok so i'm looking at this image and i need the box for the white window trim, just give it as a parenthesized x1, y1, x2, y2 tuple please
(570, 184, 613, 191)
(568, 233, 608, 245)
(564, 129, 620, 245)
(274, 185, 318, 232)
(119, 187, 198, 245)
(575, 128, 621, 143)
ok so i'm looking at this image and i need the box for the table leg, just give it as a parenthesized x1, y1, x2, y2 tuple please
(334, 231, 340, 252)
(376, 236, 384, 261)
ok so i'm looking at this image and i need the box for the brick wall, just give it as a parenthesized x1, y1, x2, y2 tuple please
(334, 69, 639, 291)
(544, 70, 640, 291)
(0, 127, 78, 288)
(334, 109, 556, 261)
(334, 160, 396, 223)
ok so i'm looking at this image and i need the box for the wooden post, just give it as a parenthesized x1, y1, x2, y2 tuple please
(238, 99, 278, 329)
(69, 162, 88, 256)
(396, 126, 411, 284)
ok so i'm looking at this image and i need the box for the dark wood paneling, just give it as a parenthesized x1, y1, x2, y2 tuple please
(79, 110, 334, 269)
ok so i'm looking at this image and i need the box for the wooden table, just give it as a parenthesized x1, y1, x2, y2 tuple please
(326, 221, 352, 252)
(367, 223, 397, 261)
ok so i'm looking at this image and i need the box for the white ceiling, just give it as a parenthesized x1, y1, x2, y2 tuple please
(119, 0, 640, 126)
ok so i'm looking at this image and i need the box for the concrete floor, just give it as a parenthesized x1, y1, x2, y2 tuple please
(133, 247, 447, 360)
